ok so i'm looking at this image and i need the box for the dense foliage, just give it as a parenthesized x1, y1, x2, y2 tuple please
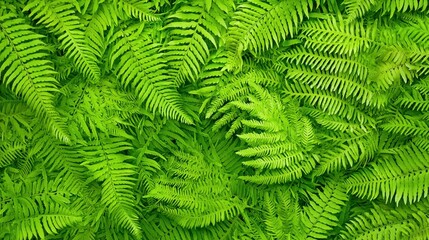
(1, 0, 429, 239)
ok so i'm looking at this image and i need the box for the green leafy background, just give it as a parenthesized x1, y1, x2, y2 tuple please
(1, 0, 429, 239)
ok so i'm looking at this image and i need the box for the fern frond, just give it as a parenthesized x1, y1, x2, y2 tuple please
(381, 113, 429, 138)
(206, 69, 281, 118)
(315, 131, 378, 176)
(0, 99, 31, 141)
(24, 0, 100, 81)
(413, 136, 429, 151)
(302, 179, 348, 239)
(58, 78, 138, 141)
(262, 188, 306, 239)
(281, 46, 369, 79)
(159, 198, 244, 228)
(380, 0, 429, 17)
(148, 129, 245, 228)
(225, 0, 317, 70)
(368, 59, 414, 89)
(0, 172, 82, 239)
(307, 108, 375, 133)
(26, 125, 89, 195)
(0, 12, 69, 142)
(263, 191, 292, 240)
(341, 202, 429, 239)
(81, 137, 141, 238)
(299, 15, 375, 56)
(236, 142, 299, 157)
(109, 24, 193, 124)
(343, 0, 377, 22)
(285, 65, 377, 106)
(84, 2, 119, 58)
(0, 141, 25, 168)
(283, 80, 375, 124)
(239, 158, 316, 184)
(396, 87, 429, 111)
(398, 17, 429, 47)
(243, 151, 305, 169)
(347, 143, 429, 204)
(163, 0, 229, 84)
(115, 0, 160, 21)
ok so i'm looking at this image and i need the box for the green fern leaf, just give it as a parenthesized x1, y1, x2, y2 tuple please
(24, 0, 100, 81)
(302, 179, 348, 239)
(307, 108, 375, 133)
(0, 141, 25, 168)
(109, 24, 193, 124)
(239, 158, 316, 184)
(163, 0, 229, 84)
(0, 12, 69, 142)
(285, 65, 377, 106)
(314, 131, 378, 176)
(225, 0, 318, 70)
(0, 99, 31, 140)
(206, 69, 281, 118)
(347, 143, 429, 204)
(81, 137, 141, 238)
(148, 131, 245, 228)
(280, 46, 369, 79)
(299, 15, 375, 56)
(84, 2, 120, 59)
(283, 80, 375, 124)
(381, 113, 429, 138)
(343, 0, 378, 22)
(115, 0, 160, 21)
(0, 172, 82, 239)
(341, 201, 429, 239)
(380, 0, 429, 17)
(396, 87, 429, 111)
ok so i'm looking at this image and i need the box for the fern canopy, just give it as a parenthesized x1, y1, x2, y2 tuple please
(1, 0, 429, 239)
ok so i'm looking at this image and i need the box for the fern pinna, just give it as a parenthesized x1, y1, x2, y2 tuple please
(1, 0, 429, 239)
